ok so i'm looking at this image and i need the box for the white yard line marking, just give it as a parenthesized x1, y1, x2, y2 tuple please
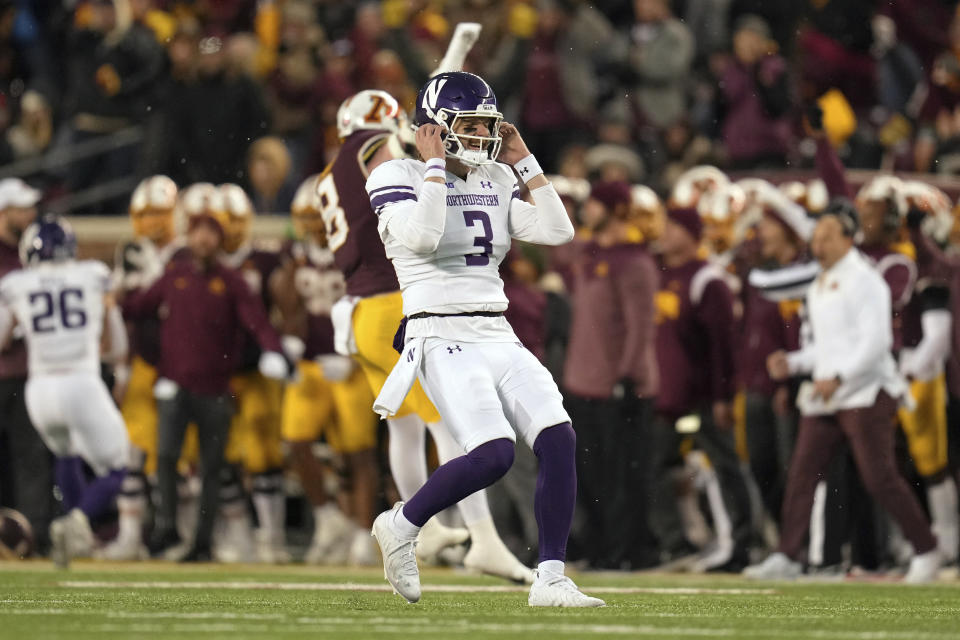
(6, 609, 959, 638)
(57, 580, 776, 595)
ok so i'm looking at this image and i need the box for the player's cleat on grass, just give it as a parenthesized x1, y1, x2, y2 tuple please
(347, 528, 380, 567)
(904, 549, 942, 584)
(148, 527, 182, 558)
(305, 504, 355, 565)
(528, 570, 605, 607)
(94, 537, 149, 561)
(256, 530, 291, 565)
(464, 537, 535, 584)
(416, 516, 469, 562)
(49, 509, 94, 569)
(743, 552, 802, 580)
(180, 545, 214, 563)
(371, 503, 421, 603)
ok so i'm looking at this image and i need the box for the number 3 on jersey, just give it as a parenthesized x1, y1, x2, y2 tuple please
(464, 210, 493, 266)
(317, 172, 349, 252)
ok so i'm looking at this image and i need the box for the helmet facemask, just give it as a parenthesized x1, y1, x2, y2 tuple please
(435, 109, 503, 167)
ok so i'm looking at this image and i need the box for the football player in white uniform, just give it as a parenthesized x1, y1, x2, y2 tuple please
(0, 215, 130, 568)
(367, 72, 603, 607)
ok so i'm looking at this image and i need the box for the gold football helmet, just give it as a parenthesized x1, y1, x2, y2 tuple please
(219, 183, 255, 254)
(129, 175, 178, 245)
(291, 174, 327, 245)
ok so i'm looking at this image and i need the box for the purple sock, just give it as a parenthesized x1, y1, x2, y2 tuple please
(79, 469, 126, 520)
(403, 438, 514, 527)
(55, 457, 87, 512)
(533, 422, 577, 563)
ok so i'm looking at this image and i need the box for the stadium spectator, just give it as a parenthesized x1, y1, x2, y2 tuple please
(123, 210, 288, 562)
(58, 0, 165, 212)
(648, 207, 751, 571)
(563, 180, 658, 570)
(160, 32, 270, 188)
(0, 178, 53, 553)
(747, 211, 941, 583)
(622, 0, 693, 129)
(719, 15, 792, 170)
(515, 2, 624, 172)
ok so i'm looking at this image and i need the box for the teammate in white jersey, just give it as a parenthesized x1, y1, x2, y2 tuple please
(367, 71, 603, 607)
(0, 215, 130, 568)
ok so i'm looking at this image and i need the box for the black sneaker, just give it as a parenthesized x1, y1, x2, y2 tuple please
(148, 528, 181, 557)
(179, 545, 213, 563)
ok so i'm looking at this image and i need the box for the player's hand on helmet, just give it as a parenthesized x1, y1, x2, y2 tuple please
(416, 124, 446, 162)
(497, 122, 531, 166)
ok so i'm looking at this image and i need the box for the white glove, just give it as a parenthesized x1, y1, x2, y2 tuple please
(316, 354, 355, 383)
(259, 351, 290, 381)
(281, 334, 306, 362)
(153, 377, 180, 400)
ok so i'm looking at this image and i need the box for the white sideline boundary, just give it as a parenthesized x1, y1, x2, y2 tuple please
(58, 580, 776, 595)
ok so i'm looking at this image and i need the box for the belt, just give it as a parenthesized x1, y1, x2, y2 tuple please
(407, 311, 504, 320)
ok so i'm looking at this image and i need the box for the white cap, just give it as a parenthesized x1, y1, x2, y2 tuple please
(0, 178, 41, 210)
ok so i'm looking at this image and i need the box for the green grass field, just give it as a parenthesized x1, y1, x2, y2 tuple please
(2, 561, 960, 639)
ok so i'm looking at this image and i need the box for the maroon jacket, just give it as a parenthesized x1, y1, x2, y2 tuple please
(0, 238, 26, 379)
(739, 282, 803, 395)
(859, 244, 916, 353)
(564, 242, 658, 399)
(123, 255, 282, 395)
(655, 259, 736, 418)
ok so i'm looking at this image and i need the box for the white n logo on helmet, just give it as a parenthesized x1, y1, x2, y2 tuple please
(421, 78, 448, 120)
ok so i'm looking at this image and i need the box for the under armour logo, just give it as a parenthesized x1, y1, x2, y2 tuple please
(518, 167, 530, 176)
(407, 347, 416, 362)
(480, 181, 492, 189)
(446, 345, 462, 354)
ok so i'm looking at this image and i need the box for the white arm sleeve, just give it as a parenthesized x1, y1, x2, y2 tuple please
(367, 161, 448, 255)
(508, 183, 575, 246)
(902, 309, 951, 379)
(379, 181, 448, 254)
(102, 305, 128, 364)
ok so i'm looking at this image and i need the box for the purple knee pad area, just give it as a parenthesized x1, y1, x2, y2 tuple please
(403, 438, 515, 527)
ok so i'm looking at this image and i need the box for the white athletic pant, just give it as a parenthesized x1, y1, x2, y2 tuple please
(25, 372, 129, 476)
(416, 339, 569, 453)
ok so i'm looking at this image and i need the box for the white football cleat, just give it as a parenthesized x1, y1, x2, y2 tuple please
(94, 536, 149, 562)
(50, 509, 94, 569)
(305, 504, 355, 565)
(416, 516, 470, 562)
(347, 528, 380, 567)
(464, 538, 535, 584)
(255, 529, 291, 565)
(528, 570, 605, 607)
(904, 549, 942, 584)
(371, 503, 421, 603)
(743, 552, 802, 580)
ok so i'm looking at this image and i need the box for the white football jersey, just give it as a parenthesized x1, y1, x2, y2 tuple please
(367, 158, 522, 316)
(0, 260, 110, 377)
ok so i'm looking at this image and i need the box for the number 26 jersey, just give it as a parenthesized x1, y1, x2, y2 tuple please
(0, 260, 109, 377)
(366, 158, 522, 317)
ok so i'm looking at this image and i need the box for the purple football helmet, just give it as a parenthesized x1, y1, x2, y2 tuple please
(414, 72, 503, 167)
(19, 214, 77, 266)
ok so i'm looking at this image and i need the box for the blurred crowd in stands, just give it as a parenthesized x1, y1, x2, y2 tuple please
(3, 0, 960, 213)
